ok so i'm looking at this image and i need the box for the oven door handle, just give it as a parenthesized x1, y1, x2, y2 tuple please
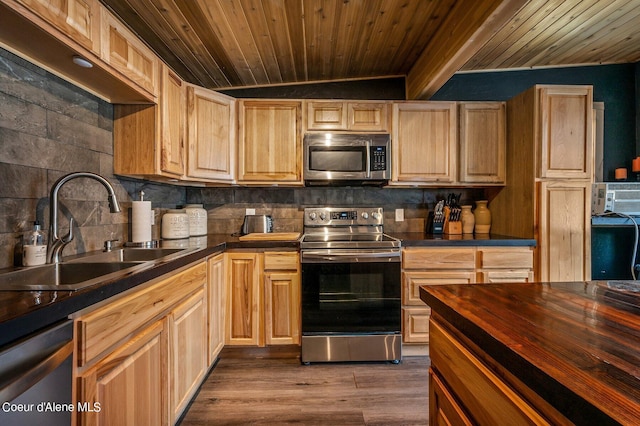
(0, 339, 73, 402)
(302, 250, 400, 263)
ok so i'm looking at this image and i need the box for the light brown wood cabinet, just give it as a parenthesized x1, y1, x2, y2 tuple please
(73, 262, 207, 426)
(15, 0, 101, 53)
(306, 100, 390, 132)
(263, 252, 300, 345)
(113, 63, 186, 180)
(458, 102, 506, 184)
(207, 253, 225, 365)
(168, 288, 207, 421)
(477, 247, 534, 283)
(100, 8, 158, 97)
(76, 319, 167, 426)
(491, 85, 593, 282)
(391, 102, 457, 185)
(402, 246, 534, 344)
(402, 247, 476, 344)
(238, 100, 303, 184)
(186, 85, 236, 182)
(225, 251, 300, 346)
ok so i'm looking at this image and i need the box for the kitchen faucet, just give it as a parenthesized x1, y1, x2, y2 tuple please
(47, 172, 121, 264)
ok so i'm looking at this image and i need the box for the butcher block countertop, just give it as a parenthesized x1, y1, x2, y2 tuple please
(420, 281, 640, 424)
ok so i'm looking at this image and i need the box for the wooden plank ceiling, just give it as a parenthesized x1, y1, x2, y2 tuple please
(100, 0, 640, 99)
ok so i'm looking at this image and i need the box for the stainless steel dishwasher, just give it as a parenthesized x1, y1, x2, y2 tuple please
(0, 320, 73, 425)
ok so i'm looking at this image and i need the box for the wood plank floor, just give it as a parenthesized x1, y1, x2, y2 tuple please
(179, 346, 430, 425)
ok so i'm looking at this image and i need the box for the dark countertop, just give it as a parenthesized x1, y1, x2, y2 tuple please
(0, 234, 299, 347)
(392, 232, 536, 247)
(420, 281, 640, 425)
(0, 231, 531, 347)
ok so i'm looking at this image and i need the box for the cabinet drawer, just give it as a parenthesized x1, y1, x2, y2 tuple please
(263, 252, 299, 271)
(403, 271, 476, 305)
(479, 248, 533, 269)
(76, 262, 206, 367)
(403, 248, 476, 269)
(403, 307, 430, 343)
(430, 319, 549, 424)
(480, 270, 534, 283)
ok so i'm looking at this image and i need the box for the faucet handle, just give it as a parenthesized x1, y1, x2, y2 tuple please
(61, 218, 74, 244)
(103, 239, 119, 251)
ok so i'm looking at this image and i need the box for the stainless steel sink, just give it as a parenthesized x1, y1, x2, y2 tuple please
(0, 247, 197, 291)
(69, 248, 186, 263)
(0, 262, 146, 291)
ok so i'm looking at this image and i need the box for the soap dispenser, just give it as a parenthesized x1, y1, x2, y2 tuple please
(23, 221, 47, 266)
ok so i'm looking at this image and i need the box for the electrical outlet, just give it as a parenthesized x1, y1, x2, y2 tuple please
(246, 208, 256, 215)
(395, 208, 404, 222)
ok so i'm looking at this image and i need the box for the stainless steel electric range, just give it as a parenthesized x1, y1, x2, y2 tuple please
(300, 207, 401, 363)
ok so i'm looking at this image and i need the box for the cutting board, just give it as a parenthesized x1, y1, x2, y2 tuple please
(238, 232, 301, 241)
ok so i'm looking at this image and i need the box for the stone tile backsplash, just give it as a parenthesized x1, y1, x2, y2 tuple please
(0, 47, 486, 269)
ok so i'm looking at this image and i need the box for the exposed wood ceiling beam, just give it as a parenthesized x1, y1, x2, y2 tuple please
(406, 0, 530, 100)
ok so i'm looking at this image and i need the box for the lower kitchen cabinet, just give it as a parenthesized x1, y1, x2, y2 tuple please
(401, 246, 534, 344)
(73, 261, 207, 425)
(207, 253, 226, 364)
(225, 251, 300, 347)
(168, 288, 207, 421)
(76, 319, 167, 426)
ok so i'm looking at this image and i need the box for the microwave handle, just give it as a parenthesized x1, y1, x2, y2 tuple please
(365, 140, 371, 178)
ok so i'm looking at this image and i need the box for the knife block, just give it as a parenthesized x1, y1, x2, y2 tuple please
(444, 221, 462, 235)
(426, 211, 443, 234)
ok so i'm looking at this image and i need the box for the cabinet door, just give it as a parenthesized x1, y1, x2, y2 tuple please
(538, 180, 591, 282)
(481, 270, 535, 283)
(169, 289, 207, 422)
(306, 101, 347, 130)
(403, 307, 431, 344)
(392, 102, 457, 184)
(538, 86, 593, 179)
(348, 102, 389, 131)
(238, 100, 302, 184)
(101, 9, 158, 96)
(225, 252, 261, 345)
(264, 271, 300, 345)
(207, 254, 225, 364)
(403, 271, 476, 306)
(458, 102, 506, 184)
(16, 0, 100, 53)
(187, 85, 235, 182)
(160, 65, 185, 177)
(77, 320, 167, 426)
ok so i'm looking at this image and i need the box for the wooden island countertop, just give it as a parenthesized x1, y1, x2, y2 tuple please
(420, 281, 640, 425)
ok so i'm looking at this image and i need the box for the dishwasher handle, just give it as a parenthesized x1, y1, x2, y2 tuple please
(0, 339, 73, 402)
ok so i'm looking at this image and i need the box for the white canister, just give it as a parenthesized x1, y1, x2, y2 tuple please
(162, 209, 189, 239)
(184, 204, 208, 236)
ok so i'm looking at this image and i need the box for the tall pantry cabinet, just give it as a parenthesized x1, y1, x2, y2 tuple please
(490, 85, 593, 282)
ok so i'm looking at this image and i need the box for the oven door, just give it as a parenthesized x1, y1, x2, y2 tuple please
(301, 250, 401, 334)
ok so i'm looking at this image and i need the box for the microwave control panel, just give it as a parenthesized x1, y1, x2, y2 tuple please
(370, 146, 387, 171)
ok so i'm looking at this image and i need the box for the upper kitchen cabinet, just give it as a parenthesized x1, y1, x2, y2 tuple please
(186, 85, 236, 183)
(391, 102, 457, 185)
(114, 63, 186, 180)
(14, 0, 100, 53)
(538, 86, 593, 179)
(306, 101, 390, 132)
(0, 0, 153, 102)
(458, 102, 506, 185)
(100, 8, 159, 98)
(238, 100, 303, 185)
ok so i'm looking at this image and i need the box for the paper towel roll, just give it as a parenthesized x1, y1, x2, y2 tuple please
(132, 201, 152, 242)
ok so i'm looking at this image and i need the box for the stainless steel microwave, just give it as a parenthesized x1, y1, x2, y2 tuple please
(303, 133, 391, 185)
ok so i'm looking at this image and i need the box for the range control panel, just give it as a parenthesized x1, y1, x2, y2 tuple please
(304, 207, 383, 226)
